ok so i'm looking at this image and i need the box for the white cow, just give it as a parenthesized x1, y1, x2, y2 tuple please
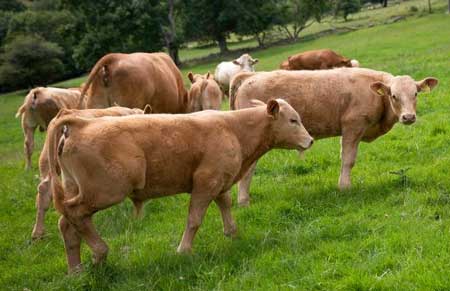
(214, 54, 258, 97)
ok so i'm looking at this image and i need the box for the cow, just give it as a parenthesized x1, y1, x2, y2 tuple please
(79, 52, 188, 113)
(15, 87, 84, 170)
(279, 49, 359, 70)
(214, 54, 258, 97)
(230, 68, 438, 206)
(31, 105, 151, 240)
(47, 99, 313, 273)
(187, 72, 222, 112)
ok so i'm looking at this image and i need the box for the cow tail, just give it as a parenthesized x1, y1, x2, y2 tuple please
(79, 54, 117, 108)
(229, 72, 253, 110)
(47, 115, 86, 215)
(15, 104, 26, 118)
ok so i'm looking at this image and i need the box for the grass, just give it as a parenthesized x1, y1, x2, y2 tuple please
(1, 8, 450, 291)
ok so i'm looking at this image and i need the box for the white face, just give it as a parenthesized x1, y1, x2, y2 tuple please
(234, 54, 258, 72)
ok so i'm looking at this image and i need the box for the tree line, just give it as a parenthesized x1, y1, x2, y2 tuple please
(0, 0, 394, 92)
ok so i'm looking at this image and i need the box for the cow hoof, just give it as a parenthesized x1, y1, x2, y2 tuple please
(176, 245, 192, 254)
(92, 246, 108, 265)
(224, 225, 238, 238)
(238, 199, 250, 207)
(68, 264, 83, 275)
(31, 229, 45, 240)
(338, 183, 351, 191)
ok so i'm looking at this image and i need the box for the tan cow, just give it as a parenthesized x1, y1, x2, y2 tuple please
(280, 49, 359, 70)
(79, 52, 188, 113)
(47, 99, 313, 273)
(15, 87, 84, 170)
(230, 68, 438, 206)
(187, 72, 222, 112)
(31, 105, 151, 240)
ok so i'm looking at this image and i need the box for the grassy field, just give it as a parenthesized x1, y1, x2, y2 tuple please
(1, 9, 450, 291)
(177, 0, 448, 61)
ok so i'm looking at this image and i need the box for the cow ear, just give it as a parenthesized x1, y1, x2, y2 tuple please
(143, 104, 152, 114)
(266, 99, 280, 119)
(252, 58, 259, 64)
(232, 60, 240, 66)
(416, 77, 438, 93)
(188, 72, 194, 83)
(370, 82, 390, 96)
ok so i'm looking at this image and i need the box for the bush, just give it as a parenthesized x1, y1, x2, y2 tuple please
(409, 5, 418, 12)
(0, 35, 65, 91)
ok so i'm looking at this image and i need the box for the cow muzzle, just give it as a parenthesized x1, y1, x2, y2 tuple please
(400, 113, 416, 125)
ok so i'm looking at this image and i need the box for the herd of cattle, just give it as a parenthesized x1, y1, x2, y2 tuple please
(15, 48, 438, 273)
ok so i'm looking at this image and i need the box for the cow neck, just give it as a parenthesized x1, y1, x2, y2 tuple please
(230, 107, 273, 169)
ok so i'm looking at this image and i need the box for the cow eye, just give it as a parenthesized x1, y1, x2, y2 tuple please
(290, 119, 298, 124)
(392, 94, 397, 100)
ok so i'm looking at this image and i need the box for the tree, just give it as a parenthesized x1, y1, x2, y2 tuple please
(160, 0, 184, 65)
(62, 0, 164, 70)
(334, 0, 361, 21)
(0, 35, 65, 91)
(382, 0, 387, 7)
(235, 0, 281, 48)
(183, 0, 240, 53)
(0, 11, 12, 45)
(277, 0, 329, 41)
(0, 0, 25, 12)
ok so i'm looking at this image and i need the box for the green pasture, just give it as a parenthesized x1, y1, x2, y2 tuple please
(1, 8, 450, 291)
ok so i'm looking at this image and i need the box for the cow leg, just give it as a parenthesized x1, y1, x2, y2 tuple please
(72, 215, 109, 266)
(214, 190, 237, 237)
(237, 161, 258, 207)
(339, 129, 364, 190)
(177, 194, 212, 253)
(58, 216, 82, 274)
(131, 198, 144, 219)
(32, 177, 52, 239)
(23, 125, 36, 170)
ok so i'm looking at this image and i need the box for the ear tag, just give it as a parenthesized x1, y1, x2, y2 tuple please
(377, 88, 385, 96)
(422, 84, 430, 93)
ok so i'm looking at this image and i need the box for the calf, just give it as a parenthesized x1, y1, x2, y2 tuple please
(47, 100, 313, 273)
(187, 72, 222, 112)
(31, 106, 151, 240)
(280, 49, 359, 70)
(214, 54, 258, 97)
(16, 87, 84, 170)
(231, 68, 438, 206)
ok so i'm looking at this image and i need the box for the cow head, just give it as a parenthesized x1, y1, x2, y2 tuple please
(252, 99, 314, 151)
(188, 72, 203, 84)
(350, 59, 360, 67)
(370, 76, 438, 125)
(232, 54, 259, 72)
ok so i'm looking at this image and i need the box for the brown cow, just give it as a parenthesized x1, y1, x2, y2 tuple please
(279, 49, 359, 70)
(80, 52, 188, 113)
(31, 105, 151, 240)
(47, 99, 313, 273)
(230, 68, 438, 206)
(15, 87, 84, 170)
(187, 72, 222, 112)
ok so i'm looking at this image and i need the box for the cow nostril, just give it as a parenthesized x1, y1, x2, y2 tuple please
(402, 114, 416, 122)
(310, 139, 314, 146)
